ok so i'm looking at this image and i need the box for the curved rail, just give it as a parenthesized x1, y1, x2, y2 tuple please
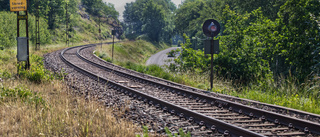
(60, 45, 264, 137)
(76, 45, 320, 135)
(91, 44, 320, 125)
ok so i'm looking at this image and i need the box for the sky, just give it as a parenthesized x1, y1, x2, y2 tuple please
(103, 0, 184, 20)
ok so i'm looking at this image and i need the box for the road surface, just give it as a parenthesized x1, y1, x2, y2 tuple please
(146, 47, 180, 66)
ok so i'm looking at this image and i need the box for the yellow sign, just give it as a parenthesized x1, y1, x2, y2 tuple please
(10, 0, 27, 12)
(17, 15, 28, 20)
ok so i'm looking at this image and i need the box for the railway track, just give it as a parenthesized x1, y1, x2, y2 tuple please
(53, 43, 320, 136)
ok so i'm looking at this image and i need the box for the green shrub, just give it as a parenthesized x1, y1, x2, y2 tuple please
(1, 70, 12, 79)
(18, 55, 54, 83)
(0, 87, 46, 107)
(136, 126, 191, 137)
(164, 127, 191, 137)
(167, 50, 177, 57)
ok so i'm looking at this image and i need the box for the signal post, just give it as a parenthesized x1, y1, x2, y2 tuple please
(10, 0, 30, 70)
(202, 19, 221, 90)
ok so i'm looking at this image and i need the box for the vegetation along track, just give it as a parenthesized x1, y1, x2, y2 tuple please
(49, 43, 320, 136)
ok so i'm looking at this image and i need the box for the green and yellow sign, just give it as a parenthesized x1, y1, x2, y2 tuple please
(10, 0, 27, 12)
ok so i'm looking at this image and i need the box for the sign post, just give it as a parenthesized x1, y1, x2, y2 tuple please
(11, 0, 30, 70)
(202, 19, 221, 90)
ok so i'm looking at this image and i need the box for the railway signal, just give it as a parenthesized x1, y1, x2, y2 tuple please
(11, 0, 30, 70)
(202, 19, 221, 90)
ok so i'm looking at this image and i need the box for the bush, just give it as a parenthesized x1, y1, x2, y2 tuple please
(167, 50, 176, 57)
(0, 87, 46, 107)
(1, 70, 12, 79)
(18, 55, 54, 83)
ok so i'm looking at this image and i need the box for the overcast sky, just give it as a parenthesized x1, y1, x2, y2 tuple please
(103, 0, 184, 20)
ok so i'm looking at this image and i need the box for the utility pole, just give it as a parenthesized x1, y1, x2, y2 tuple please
(99, 15, 102, 49)
(112, 29, 115, 62)
(35, 0, 40, 50)
(66, 2, 69, 46)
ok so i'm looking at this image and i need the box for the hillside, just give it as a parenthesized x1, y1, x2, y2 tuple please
(0, 0, 120, 49)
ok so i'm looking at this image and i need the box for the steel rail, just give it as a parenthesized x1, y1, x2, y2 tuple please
(60, 45, 264, 137)
(76, 45, 320, 135)
(90, 44, 320, 124)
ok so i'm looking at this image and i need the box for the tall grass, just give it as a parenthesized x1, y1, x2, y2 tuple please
(0, 44, 139, 136)
(120, 62, 186, 84)
(240, 75, 320, 114)
(95, 40, 168, 65)
(0, 79, 138, 136)
(172, 70, 320, 114)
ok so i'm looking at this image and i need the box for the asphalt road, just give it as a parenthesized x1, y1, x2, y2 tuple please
(146, 47, 180, 66)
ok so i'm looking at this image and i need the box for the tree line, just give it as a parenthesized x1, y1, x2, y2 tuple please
(167, 0, 319, 84)
(0, 0, 119, 45)
(122, 0, 320, 83)
(123, 0, 176, 43)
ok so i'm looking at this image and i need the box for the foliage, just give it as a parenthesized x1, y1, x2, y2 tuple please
(0, 0, 120, 47)
(0, 11, 51, 48)
(174, 0, 205, 36)
(172, 34, 210, 74)
(0, 87, 46, 108)
(169, 0, 320, 114)
(136, 126, 149, 137)
(120, 62, 184, 84)
(96, 40, 167, 65)
(173, 0, 320, 83)
(164, 127, 191, 137)
(167, 49, 177, 57)
(81, 0, 119, 17)
(136, 126, 191, 137)
(231, 0, 285, 20)
(123, 0, 176, 43)
(18, 55, 57, 83)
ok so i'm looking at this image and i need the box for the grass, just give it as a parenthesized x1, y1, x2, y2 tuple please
(95, 40, 169, 65)
(163, 69, 320, 114)
(0, 43, 140, 136)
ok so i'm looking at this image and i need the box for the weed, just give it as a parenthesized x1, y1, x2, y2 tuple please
(1, 70, 12, 79)
(164, 127, 191, 137)
(18, 55, 54, 83)
(0, 87, 46, 108)
(136, 126, 191, 137)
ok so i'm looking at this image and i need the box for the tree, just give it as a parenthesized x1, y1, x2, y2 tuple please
(0, 0, 10, 11)
(174, 0, 205, 36)
(123, 0, 175, 43)
(141, 0, 166, 42)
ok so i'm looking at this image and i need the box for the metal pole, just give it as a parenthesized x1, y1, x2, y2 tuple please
(112, 34, 114, 62)
(118, 20, 120, 42)
(17, 12, 19, 38)
(66, 3, 68, 46)
(26, 10, 30, 69)
(35, 0, 40, 50)
(17, 12, 20, 73)
(210, 38, 214, 90)
(99, 16, 102, 49)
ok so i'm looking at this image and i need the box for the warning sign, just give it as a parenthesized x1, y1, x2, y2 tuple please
(10, 0, 27, 12)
